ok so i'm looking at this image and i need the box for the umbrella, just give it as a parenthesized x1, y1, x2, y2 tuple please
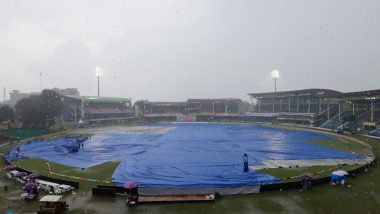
(15, 171, 28, 178)
(300, 175, 313, 181)
(25, 173, 40, 180)
(3, 165, 16, 171)
(22, 183, 38, 191)
(123, 181, 138, 190)
(332, 170, 348, 177)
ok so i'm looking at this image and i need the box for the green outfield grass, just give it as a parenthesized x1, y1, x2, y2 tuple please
(258, 164, 361, 181)
(305, 138, 371, 156)
(12, 158, 120, 190)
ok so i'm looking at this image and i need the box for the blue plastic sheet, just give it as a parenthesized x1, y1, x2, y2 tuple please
(6, 135, 161, 168)
(6, 123, 363, 188)
(112, 124, 362, 187)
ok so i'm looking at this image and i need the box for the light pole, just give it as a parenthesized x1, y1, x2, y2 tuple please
(271, 70, 280, 113)
(271, 70, 280, 93)
(95, 67, 104, 97)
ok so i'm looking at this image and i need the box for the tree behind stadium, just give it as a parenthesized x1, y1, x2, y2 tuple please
(0, 105, 15, 123)
(15, 89, 63, 128)
(40, 89, 64, 125)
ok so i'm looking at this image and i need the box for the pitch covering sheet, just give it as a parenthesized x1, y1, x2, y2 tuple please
(6, 123, 363, 188)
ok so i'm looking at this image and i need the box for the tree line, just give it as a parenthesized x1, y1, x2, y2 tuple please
(0, 89, 64, 128)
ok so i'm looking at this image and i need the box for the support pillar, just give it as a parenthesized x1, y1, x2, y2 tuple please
(338, 102, 341, 121)
(371, 101, 374, 122)
(74, 105, 77, 126)
(250, 96, 253, 112)
(258, 100, 261, 113)
(297, 97, 299, 113)
(308, 97, 310, 113)
(288, 98, 291, 113)
(327, 103, 330, 120)
(81, 98, 85, 118)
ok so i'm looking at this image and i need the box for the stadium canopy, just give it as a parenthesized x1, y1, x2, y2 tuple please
(141, 101, 187, 106)
(248, 88, 380, 100)
(187, 98, 243, 102)
(64, 95, 131, 104)
(248, 89, 342, 98)
(325, 89, 380, 99)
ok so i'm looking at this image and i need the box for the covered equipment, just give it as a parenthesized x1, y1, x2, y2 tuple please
(330, 170, 348, 186)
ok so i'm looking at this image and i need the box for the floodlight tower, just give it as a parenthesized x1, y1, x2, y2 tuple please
(271, 70, 280, 93)
(95, 67, 104, 97)
(271, 70, 280, 113)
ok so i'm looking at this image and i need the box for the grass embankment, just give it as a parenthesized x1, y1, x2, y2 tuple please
(12, 158, 120, 190)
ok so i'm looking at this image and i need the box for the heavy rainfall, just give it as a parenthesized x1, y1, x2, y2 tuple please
(0, 1, 380, 214)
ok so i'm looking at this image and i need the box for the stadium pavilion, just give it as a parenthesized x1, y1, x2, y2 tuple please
(248, 88, 380, 134)
(134, 98, 242, 122)
(61, 95, 134, 125)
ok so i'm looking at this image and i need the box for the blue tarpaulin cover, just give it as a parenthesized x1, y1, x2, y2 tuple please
(6, 123, 363, 188)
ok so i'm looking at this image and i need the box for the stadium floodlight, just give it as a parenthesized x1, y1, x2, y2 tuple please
(271, 70, 280, 93)
(271, 70, 280, 80)
(95, 67, 104, 77)
(271, 70, 280, 113)
(95, 67, 104, 96)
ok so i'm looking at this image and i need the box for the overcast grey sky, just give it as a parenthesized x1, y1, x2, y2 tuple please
(0, 0, 379, 102)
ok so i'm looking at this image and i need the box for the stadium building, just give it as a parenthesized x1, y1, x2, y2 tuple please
(135, 98, 242, 122)
(61, 95, 133, 125)
(134, 101, 187, 121)
(52, 87, 80, 96)
(248, 88, 380, 135)
(7, 90, 41, 106)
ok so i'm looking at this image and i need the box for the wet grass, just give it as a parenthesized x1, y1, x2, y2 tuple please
(12, 158, 120, 190)
(305, 138, 371, 156)
(258, 164, 361, 181)
(255, 197, 284, 213)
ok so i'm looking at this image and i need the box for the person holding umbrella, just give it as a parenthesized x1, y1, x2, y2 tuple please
(123, 181, 139, 205)
(21, 183, 39, 200)
(2, 165, 16, 171)
(25, 173, 40, 183)
(300, 174, 313, 191)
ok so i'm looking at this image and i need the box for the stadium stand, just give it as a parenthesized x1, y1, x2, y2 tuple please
(62, 96, 133, 125)
(135, 99, 242, 122)
(134, 101, 187, 121)
(248, 89, 380, 132)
